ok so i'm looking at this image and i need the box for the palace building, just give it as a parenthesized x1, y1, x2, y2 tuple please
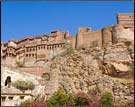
(1, 13, 134, 67)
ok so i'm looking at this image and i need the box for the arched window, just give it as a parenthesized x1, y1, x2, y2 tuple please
(26, 54, 28, 57)
(5, 76, 11, 88)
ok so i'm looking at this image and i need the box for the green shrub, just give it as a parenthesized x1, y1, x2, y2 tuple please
(15, 59, 24, 67)
(101, 92, 113, 106)
(20, 99, 33, 107)
(51, 56, 57, 60)
(46, 89, 69, 106)
(74, 92, 90, 106)
(61, 45, 75, 56)
(33, 94, 42, 102)
(12, 80, 35, 93)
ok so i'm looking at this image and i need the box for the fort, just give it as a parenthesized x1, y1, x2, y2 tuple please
(1, 13, 134, 66)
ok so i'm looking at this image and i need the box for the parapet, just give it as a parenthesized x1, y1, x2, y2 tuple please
(78, 27, 91, 33)
(117, 13, 134, 28)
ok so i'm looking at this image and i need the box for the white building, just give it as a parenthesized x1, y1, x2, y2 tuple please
(1, 86, 33, 106)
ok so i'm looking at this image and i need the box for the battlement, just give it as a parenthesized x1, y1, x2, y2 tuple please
(1, 13, 134, 66)
(117, 13, 134, 29)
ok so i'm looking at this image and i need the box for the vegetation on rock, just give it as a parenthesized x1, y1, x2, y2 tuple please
(15, 60, 24, 67)
(46, 89, 69, 106)
(20, 88, 115, 107)
(12, 80, 35, 93)
(100, 92, 114, 106)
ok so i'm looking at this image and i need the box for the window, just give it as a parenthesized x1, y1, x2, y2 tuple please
(5, 76, 11, 88)
(124, 27, 129, 29)
(32, 54, 34, 57)
(1, 96, 6, 102)
(20, 96, 25, 100)
(129, 16, 133, 18)
(8, 96, 13, 100)
(26, 54, 28, 57)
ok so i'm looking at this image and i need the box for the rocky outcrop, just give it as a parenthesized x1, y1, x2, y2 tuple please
(102, 43, 134, 76)
(113, 25, 134, 43)
(43, 43, 134, 106)
(1, 38, 134, 106)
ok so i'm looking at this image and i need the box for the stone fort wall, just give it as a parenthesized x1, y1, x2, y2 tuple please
(1, 30, 68, 66)
(1, 13, 134, 66)
(74, 13, 134, 49)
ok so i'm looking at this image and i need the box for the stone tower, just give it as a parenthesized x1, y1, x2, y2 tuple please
(117, 13, 134, 31)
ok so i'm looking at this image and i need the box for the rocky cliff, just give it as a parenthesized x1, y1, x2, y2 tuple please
(43, 41, 134, 106)
(1, 31, 134, 106)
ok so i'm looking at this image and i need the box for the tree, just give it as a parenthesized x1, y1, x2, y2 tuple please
(12, 80, 35, 93)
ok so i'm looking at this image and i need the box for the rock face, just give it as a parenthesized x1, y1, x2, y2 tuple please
(43, 42, 134, 106)
(1, 37, 134, 106)
(113, 25, 134, 43)
(102, 43, 134, 76)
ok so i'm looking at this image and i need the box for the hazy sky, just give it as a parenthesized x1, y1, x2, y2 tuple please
(1, 1, 134, 42)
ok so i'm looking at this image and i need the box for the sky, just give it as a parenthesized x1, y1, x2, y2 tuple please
(1, 1, 134, 42)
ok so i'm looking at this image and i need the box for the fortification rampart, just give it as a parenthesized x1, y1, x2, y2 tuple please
(1, 13, 134, 66)
(76, 29, 102, 48)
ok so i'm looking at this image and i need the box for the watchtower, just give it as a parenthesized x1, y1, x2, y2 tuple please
(117, 13, 134, 30)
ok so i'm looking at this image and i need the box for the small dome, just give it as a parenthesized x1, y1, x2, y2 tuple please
(8, 41, 17, 48)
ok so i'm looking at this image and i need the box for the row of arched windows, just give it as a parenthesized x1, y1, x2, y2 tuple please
(26, 44, 64, 52)
(25, 53, 35, 57)
(7, 53, 13, 57)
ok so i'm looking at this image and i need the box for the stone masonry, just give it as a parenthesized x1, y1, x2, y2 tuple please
(1, 13, 134, 66)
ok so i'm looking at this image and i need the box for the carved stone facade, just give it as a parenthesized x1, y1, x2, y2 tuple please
(1, 13, 134, 66)
(1, 30, 68, 66)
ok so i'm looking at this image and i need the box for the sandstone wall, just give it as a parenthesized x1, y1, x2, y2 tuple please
(117, 13, 134, 28)
(75, 28, 102, 49)
(112, 24, 134, 44)
(102, 26, 113, 47)
(83, 30, 102, 48)
(70, 36, 76, 48)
